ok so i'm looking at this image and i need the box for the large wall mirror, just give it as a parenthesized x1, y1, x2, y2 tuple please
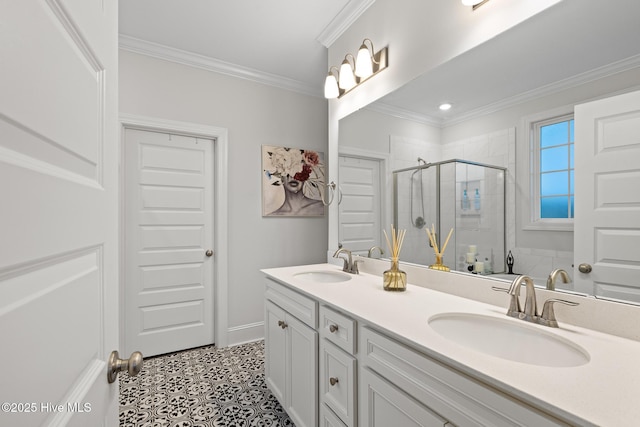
(334, 1, 640, 304)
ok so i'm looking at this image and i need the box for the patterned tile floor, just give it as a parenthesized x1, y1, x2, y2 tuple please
(119, 341, 295, 427)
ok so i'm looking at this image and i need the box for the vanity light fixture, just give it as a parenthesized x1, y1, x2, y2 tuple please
(324, 38, 388, 99)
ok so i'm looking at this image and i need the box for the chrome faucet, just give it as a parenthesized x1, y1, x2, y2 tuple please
(333, 247, 360, 274)
(546, 269, 571, 291)
(367, 246, 385, 258)
(508, 275, 537, 322)
(494, 274, 579, 328)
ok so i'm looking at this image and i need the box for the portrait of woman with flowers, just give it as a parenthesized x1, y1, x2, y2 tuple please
(262, 145, 326, 216)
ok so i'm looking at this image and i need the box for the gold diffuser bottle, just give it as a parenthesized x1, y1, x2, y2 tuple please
(426, 224, 453, 272)
(383, 225, 407, 291)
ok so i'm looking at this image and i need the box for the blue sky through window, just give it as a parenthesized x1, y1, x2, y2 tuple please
(540, 118, 574, 219)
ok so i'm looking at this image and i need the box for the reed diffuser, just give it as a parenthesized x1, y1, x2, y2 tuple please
(383, 225, 407, 291)
(425, 224, 453, 272)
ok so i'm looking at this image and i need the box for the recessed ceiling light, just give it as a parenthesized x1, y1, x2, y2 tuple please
(439, 103, 452, 111)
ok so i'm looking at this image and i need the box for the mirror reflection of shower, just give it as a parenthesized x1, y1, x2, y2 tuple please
(411, 157, 428, 229)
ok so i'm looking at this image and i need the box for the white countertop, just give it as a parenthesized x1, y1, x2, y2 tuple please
(262, 263, 640, 427)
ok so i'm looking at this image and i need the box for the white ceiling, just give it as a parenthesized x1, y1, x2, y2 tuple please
(118, 0, 370, 92)
(119, 1, 640, 124)
(375, 1, 640, 125)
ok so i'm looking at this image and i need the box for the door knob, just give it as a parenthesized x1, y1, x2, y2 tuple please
(578, 263, 592, 274)
(107, 350, 143, 383)
(205, 249, 213, 257)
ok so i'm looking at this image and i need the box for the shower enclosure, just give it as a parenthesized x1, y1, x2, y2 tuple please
(393, 159, 506, 274)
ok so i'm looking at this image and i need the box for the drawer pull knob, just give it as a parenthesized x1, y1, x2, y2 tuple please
(277, 320, 288, 329)
(329, 324, 339, 333)
(329, 377, 339, 386)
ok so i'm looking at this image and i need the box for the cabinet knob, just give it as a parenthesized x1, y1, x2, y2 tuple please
(329, 324, 339, 333)
(329, 377, 339, 386)
(277, 320, 288, 329)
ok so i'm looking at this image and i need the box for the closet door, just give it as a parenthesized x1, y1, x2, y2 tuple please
(125, 129, 215, 357)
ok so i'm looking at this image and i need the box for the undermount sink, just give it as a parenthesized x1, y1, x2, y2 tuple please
(428, 313, 590, 367)
(294, 271, 352, 283)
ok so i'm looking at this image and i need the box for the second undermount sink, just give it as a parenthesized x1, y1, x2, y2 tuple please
(428, 313, 590, 367)
(294, 271, 352, 283)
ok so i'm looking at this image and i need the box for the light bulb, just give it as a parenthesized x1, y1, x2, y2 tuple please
(338, 59, 356, 90)
(355, 44, 373, 78)
(324, 73, 339, 99)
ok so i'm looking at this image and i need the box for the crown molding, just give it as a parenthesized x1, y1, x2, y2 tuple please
(119, 35, 323, 98)
(442, 54, 640, 127)
(316, 0, 376, 48)
(366, 102, 442, 127)
(368, 54, 640, 129)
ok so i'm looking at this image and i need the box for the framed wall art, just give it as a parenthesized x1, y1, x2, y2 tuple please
(262, 145, 326, 217)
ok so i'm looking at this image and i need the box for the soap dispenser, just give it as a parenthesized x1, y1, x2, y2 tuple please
(474, 188, 481, 210)
(462, 189, 469, 210)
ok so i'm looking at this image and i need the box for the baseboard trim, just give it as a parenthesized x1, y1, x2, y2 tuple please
(227, 321, 265, 347)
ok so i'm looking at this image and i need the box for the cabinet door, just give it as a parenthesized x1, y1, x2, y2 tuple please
(287, 312, 319, 427)
(265, 300, 287, 404)
(359, 368, 448, 427)
(321, 340, 356, 427)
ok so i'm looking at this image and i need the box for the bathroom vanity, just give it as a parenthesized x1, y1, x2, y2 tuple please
(262, 260, 640, 427)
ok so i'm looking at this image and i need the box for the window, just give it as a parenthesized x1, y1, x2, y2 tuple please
(530, 114, 574, 227)
(537, 116, 574, 219)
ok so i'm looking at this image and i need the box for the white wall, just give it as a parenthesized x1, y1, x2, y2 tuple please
(119, 50, 328, 345)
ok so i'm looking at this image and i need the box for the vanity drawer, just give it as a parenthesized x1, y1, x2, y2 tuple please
(320, 305, 356, 354)
(320, 339, 356, 427)
(360, 326, 570, 427)
(321, 403, 348, 427)
(265, 278, 317, 328)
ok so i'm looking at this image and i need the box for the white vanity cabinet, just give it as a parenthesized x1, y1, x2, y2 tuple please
(264, 279, 318, 427)
(262, 267, 592, 427)
(359, 326, 570, 427)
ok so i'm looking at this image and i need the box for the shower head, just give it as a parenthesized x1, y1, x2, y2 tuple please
(417, 157, 427, 165)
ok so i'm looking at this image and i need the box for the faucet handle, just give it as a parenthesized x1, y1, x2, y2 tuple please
(539, 299, 579, 328)
(352, 259, 363, 274)
(492, 286, 521, 318)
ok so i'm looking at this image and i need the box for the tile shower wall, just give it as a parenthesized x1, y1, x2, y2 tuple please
(443, 129, 513, 273)
(390, 135, 441, 265)
(443, 127, 574, 282)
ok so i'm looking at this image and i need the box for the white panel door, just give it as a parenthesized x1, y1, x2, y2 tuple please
(574, 90, 640, 302)
(125, 129, 215, 357)
(338, 156, 382, 256)
(0, 1, 119, 426)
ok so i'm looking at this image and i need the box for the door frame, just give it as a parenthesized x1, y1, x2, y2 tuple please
(119, 113, 230, 348)
(337, 146, 391, 257)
